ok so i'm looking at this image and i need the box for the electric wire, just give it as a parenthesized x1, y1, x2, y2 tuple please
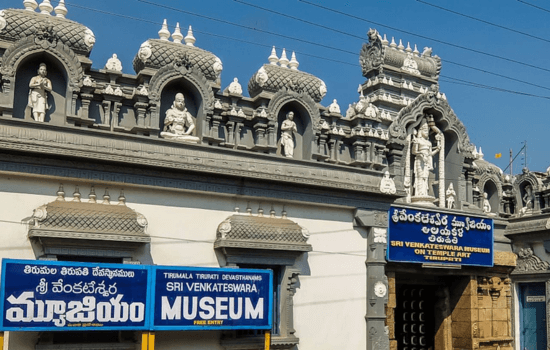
(231, 0, 550, 92)
(136, 0, 357, 56)
(416, 0, 550, 44)
(57, 1, 550, 98)
(297, 0, 550, 74)
(516, 0, 550, 14)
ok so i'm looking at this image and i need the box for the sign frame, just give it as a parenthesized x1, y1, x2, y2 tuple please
(0, 259, 152, 332)
(150, 265, 273, 331)
(387, 206, 494, 267)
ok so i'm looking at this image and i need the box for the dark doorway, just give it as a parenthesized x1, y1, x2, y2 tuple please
(395, 284, 437, 350)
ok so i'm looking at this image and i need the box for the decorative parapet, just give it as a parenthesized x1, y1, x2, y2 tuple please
(214, 213, 312, 252)
(505, 215, 550, 235)
(133, 39, 222, 82)
(248, 63, 326, 103)
(359, 29, 441, 80)
(0, 9, 94, 56)
(27, 185, 149, 243)
(512, 247, 549, 273)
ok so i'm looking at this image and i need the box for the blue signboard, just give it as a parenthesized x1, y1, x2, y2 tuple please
(388, 206, 494, 267)
(0, 259, 151, 331)
(152, 266, 272, 330)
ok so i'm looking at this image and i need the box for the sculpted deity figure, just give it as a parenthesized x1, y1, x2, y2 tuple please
(520, 185, 535, 215)
(280, 111, 297, 158)
(446, 183, 456, 209)
(160, 93, 199, 143)
(411, 119, 441, 198)
(482, 192, 491, 213)
(28, 63, 52, 122)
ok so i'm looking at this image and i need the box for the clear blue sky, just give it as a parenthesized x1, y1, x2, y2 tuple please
(3, 0, 549, 173)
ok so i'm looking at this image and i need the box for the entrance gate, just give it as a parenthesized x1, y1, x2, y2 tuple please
(395, 285, 436, 350)
(519, 282, 547, 350)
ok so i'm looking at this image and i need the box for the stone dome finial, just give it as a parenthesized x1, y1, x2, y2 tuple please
(23, 0, 38, 11)
(54, 0, 67, 18)
(172, 22, 183, 43)
(184, 25, 196, 46)
(397, 39, 404, 51)
(289, 51, 299, 70)
(158, 19, 170, 41)
(390, 37, 396, 48)
(268, 46, 278, 65)
(279, 48, 289, 68)
(413, 44, 419, 56)
(38, 0, 53, 15)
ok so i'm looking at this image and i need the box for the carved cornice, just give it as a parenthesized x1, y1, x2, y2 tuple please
(0, 35, 83, 89)
(0, 120, 401, 199)
(505, 216, 550, 235)
(266, 89, 321, 131)
(513, 248, 549, 273)
(388, 86, 474, 156)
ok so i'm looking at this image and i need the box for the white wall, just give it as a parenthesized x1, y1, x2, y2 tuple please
(0, 175, 368, 349)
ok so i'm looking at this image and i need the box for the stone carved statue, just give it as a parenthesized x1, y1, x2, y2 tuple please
(105, 53, 122, 71)
(482, 192, 491, 213)
(520, 185, 534, 215)
(411, 119, 441, 198)
(160, 93, 199, 143)
(446, 183, 456, 209)
(28, 63, 52, 122)
(280, 111, 297, 158)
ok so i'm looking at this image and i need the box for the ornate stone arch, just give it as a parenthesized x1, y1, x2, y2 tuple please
(0, 35, 83, 91)
(514, 172, 543, 212)
(266, 89, 321, 131)
(478, 174, 503, 199)
(148, 63, 215, 115)
(388, 87, 474, 155)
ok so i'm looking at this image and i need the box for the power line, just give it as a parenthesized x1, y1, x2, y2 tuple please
(416, 0, 550, 44)
(60, 1, 550, 99)
(136, 0, 357, 56)
(297, 0, 550, 74)
(234, 0, 550, 92)
(516, 0, 550, 14)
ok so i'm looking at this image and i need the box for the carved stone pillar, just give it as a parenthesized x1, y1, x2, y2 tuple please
(134, 102, 148, 127)
(79, 93, 93, 120)
(353, 141, 365, 164)
(355, 209, 389, 350)
(101, 100, 111, 127)
(253, 123, 267, 150)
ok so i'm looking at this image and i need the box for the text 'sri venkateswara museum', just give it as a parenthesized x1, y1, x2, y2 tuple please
(0, 2, 550, 350)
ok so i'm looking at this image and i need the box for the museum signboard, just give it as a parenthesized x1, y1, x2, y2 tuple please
(0, 259, 151, 331)
(152, 266, 272, 330)
(0, 260, 273, 331)
(387, 206, 494, 267)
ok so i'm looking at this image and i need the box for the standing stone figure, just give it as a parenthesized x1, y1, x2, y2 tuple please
(446, 183, 456, 209)
(411, 120, 441, 197)
(482, 192, 491, 213)
(160, 93, 199, 143)
(28, 63, 52, 122)
(280, 111, 297, 158)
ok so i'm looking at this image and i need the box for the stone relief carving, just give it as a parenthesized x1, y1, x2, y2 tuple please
(482, 192, 491, 213)
(212, 57, 223, 78)
(160, 93, 199, 143)
(514, 247, 549, 272)
(328, 99, 340, 114)
(82, 75, 93, 87)
(319, 81, 327, 99)
(83, 28, 95, 48)
(226, 77, 242, 95)
(255, 66, 269, 87)
(137, 41, 152, 63)
(410, 117, 442, 203)
(105, 53, 122, 72)
(401, 52, 420, 75)
(446, 183, 456, 209)
(0, 10, 6, 33)
(280, 111, 297, 158)
(379, 171, 396, 194)
(360, 28, 384, 76)
(373, 228, 387, 243)
(520, 184, 534, 216)
(28, 63, 52, 122)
